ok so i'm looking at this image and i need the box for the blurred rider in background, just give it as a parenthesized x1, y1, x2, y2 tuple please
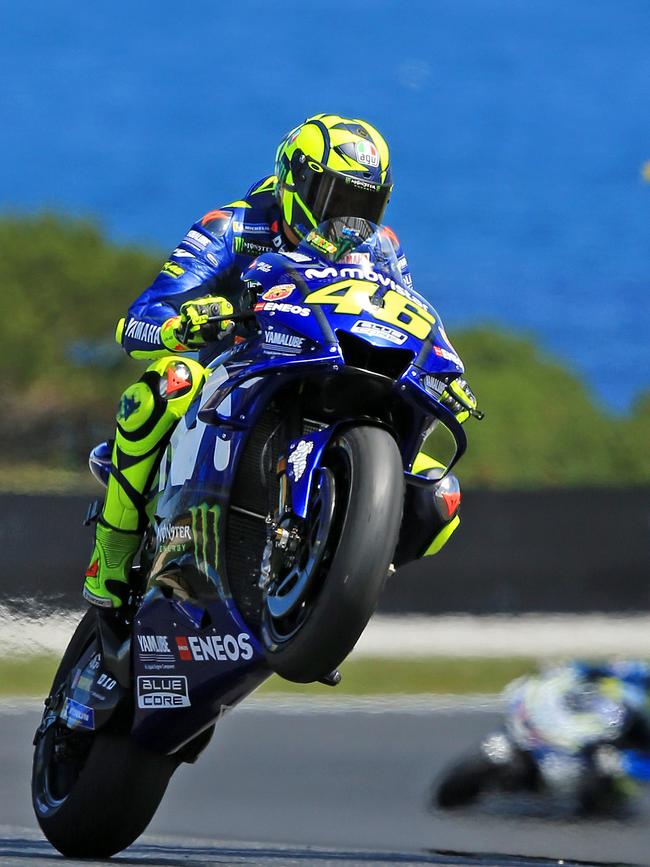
(437, 660, 650, 813)
(83, 113, 480, 609)
(505, 660, 650, 807)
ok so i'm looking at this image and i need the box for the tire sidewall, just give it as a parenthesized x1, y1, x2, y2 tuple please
(263, 424, 404, 682)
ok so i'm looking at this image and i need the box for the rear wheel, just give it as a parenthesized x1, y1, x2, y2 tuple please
(32, 610, 176, 858)
(261, 425, 404, 683)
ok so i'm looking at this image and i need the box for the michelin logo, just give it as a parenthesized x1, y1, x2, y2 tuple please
(288, 440, 314, 482)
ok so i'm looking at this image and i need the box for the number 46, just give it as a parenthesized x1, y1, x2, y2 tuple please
(306, 279, 435, 340)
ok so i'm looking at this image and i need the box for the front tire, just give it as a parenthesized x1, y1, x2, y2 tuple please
(434, 741, 538, 809)
(32, 610, 176, 858)
(434, 751, 501, 808)
(262, 425, 404, 683)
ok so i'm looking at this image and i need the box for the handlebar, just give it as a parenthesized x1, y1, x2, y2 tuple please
(179, 310, 257, 346)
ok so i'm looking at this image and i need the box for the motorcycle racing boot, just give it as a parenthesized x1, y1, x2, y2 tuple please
(393, 452, 463, 568)
(83, 356, 206, 608)
(84, 522, 141, 608)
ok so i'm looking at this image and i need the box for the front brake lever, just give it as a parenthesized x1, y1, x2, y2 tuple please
(180, 310, 257, 346)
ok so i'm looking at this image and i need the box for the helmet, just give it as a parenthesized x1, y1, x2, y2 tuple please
(274, 113, 393, 241)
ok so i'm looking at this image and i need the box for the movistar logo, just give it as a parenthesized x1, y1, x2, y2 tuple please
(304, 264, 420, 304)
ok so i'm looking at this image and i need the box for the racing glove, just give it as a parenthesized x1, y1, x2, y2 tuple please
(161, 296, 234, 351)
(440, 377, 484, 423)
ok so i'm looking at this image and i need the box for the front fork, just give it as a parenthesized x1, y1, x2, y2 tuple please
(258, 423, 335, 593)
(259, 466, 301, 593)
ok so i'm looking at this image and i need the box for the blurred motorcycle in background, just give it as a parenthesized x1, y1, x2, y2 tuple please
(433, 660, 650, 815)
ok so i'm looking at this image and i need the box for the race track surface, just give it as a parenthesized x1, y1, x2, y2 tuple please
(1, 698, 648, 866)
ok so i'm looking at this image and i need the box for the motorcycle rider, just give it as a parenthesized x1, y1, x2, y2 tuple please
(436, 660, 650, 811)
(83, 113, 479, 609)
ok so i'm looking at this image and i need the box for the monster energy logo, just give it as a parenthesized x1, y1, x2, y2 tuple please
(189, 503, 220, 576)
(234, 236, 273, 256)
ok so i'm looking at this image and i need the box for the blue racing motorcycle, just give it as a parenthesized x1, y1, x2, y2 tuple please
(32, 217, 474, 857)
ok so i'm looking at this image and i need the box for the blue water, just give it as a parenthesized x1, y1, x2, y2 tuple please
(2, 0, 649, 410)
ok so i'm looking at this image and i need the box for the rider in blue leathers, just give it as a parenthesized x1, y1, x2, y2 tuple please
(120, 179, 414, 361)
(83, 113, 478, 609)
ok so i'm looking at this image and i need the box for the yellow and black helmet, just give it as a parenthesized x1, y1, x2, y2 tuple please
(274, 113, 393, 241)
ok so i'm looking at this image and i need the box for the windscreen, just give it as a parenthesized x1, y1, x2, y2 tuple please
(298, 217, 405, 290)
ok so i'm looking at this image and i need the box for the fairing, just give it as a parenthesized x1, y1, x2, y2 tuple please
(76, 216, 470, 754)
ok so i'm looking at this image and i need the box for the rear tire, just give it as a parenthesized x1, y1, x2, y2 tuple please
(262, 425, 404, 683)
(33, 730, 176, 858)
(32, 610, 176, 858)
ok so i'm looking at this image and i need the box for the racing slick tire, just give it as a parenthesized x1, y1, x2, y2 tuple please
(32, 610, 176, 858)
(261, 425, 404, 683)
(434, 751, 502, 808)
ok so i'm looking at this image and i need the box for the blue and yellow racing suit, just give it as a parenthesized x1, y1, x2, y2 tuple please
(83, 175, 460, 608)
(119, 176, 413, 359)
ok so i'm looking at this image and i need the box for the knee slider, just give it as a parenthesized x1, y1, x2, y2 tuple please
(394, 467, 462, 567)
(147, 357, 206, 419)
(115, 358, 205, 443)
(429, 469, 462, 523)
(157, 360, 195, 400)
(411, 453, 461, 522)
(115, 361, 186, 441)
(422, 469, 461, 557)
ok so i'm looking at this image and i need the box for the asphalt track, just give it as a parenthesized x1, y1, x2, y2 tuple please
(1, 698, 648, 866)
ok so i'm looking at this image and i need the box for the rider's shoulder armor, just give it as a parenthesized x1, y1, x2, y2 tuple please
(122, 176, 282, 357)
(170, 175, 281, 274)
(223, 175, 283, 266)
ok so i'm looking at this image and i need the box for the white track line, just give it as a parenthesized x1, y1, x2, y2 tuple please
(353, 614, 650, 658)
(3, 606, 650, 659)
(0, 694, 502, 715)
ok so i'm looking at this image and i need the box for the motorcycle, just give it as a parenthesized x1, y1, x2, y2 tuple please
(32, 217, 473, 857)
(433, 662, 650, 815)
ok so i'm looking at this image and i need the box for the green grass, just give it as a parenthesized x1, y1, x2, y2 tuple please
(0, 463, 95, 495)
(0, 655, 539, 698)
(258, 657, 537, 696)
(0, 655, 60, 696)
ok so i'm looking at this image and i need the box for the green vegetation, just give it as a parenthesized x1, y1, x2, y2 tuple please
(0, 654, 539, 697)
(2, 212, 649, 488)
(259, 656, 538, 696)
(0, 655, 60, 697)
(441, 329, 650, 487)
(1, 213, 154, 470)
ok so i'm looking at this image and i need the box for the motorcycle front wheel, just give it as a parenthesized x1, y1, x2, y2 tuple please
(261, 424, 404, 683)
(434, 750, 503, 809)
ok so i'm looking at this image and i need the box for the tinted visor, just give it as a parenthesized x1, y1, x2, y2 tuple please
(296, 160, 392, 226)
